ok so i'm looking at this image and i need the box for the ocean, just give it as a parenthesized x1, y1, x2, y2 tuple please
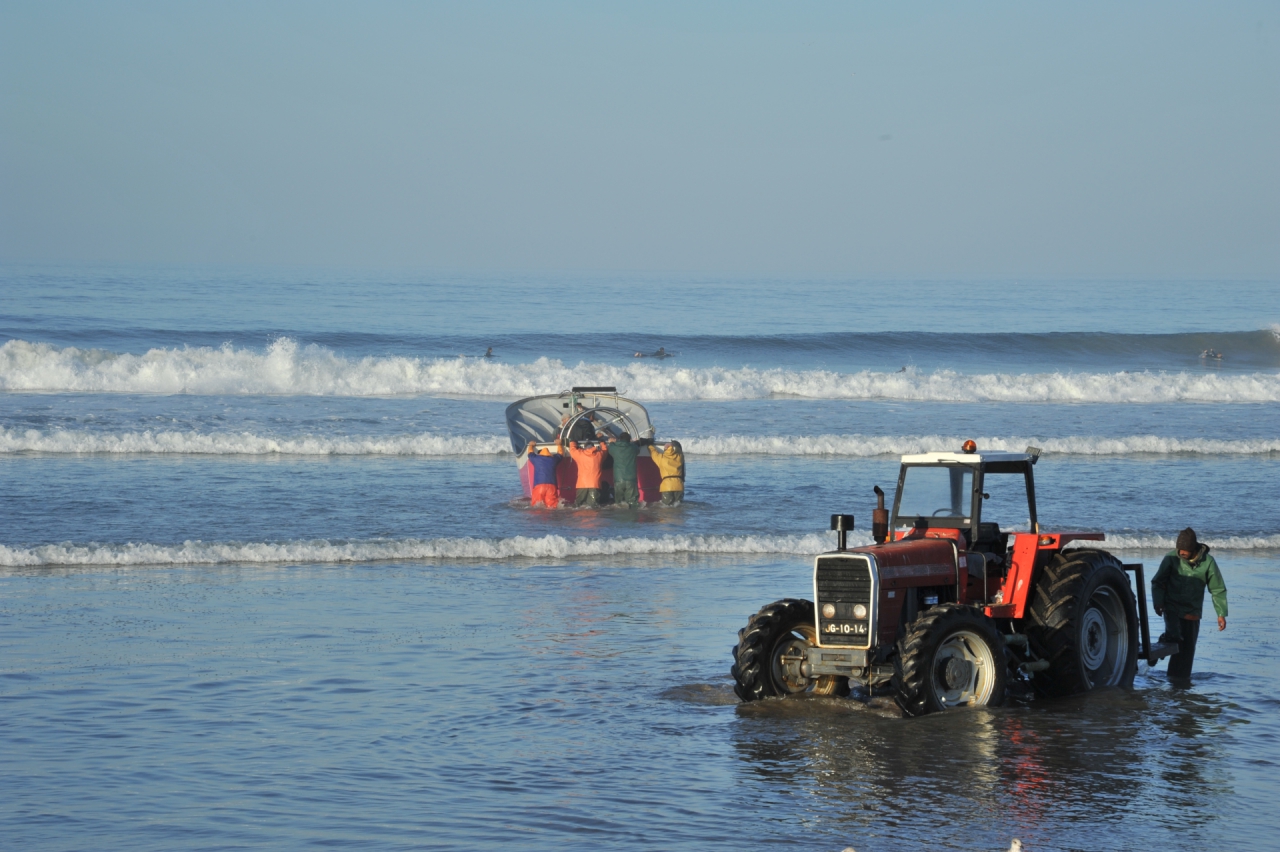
(2, 267, 1278, 851)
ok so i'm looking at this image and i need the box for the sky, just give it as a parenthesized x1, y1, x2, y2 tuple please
(1, 1, 1277, 278)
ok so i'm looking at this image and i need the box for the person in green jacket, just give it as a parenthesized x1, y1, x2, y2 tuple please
(606, 432, 642, 506)
(1151, 527, 1228, 685)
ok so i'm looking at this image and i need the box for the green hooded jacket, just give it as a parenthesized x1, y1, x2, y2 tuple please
(1151, 544, 1228, 620)
(607, 440, 640, 483)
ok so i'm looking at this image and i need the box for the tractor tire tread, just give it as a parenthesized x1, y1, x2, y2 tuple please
(893, 603, 1006, 717)
(1025, 549, 1137, 697)
(731, 598, 817, 702)
(892, 605, 954, 716)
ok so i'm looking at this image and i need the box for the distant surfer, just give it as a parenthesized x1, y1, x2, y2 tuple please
(484, 347, 494, 358)
(634, 347, 671, 359)
(1199, 348, 1223, 360)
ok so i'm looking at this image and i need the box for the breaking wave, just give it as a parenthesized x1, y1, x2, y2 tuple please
(0, 533, 837, 568)
(0, 427, 512, 456)
(681, 434, 1280, 457)
(1082, 534, 1280, 552)
(3, 427, 1277, 457)
(4, 530, 1278, 569)
(3, 338, 1279, 403)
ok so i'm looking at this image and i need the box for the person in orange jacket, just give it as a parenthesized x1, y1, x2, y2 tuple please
(568, 439, 608, 507)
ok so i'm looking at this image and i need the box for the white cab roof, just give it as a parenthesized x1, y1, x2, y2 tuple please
(900, 451, 1033, 465)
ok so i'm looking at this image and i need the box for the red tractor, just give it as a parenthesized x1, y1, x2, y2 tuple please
(731, 443, 1163, 715)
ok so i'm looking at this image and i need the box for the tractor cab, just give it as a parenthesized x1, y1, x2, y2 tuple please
(890, 444, 1041, 565)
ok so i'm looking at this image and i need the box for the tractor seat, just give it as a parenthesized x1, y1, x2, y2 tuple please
(974, 522, 1002, 544)
(964, 551, 986, 580)
(972, 522, 1009, 560)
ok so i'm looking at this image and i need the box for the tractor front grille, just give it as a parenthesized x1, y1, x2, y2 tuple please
(815, 555, 874, 648)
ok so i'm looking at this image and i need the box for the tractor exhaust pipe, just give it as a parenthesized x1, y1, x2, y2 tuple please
(830, 514, 855, 551)
(872, 485, 889, 544)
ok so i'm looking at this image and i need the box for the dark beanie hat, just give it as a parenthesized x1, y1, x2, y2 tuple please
(1176, 527, 1199, 553)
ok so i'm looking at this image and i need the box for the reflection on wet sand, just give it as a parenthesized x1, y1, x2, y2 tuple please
(729, 684, 1233, 850)
(1142, 682, 1239, 825)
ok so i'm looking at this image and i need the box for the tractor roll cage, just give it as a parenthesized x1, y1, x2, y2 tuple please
(890, 458, 1039, 542)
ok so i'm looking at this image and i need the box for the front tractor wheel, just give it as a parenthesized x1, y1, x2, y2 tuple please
(893, 604, 1007, 716)
(731, 599, 849, 702)
(1027, 549, 1139, 697)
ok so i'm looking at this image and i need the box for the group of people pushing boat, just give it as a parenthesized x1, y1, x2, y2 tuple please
(508, 389, 683, 509)
(525, 431, 685, 509)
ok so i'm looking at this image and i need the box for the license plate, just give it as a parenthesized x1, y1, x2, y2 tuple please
(824, 622, 868, 636)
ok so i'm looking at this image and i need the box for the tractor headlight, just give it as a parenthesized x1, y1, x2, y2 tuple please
(822, 603, 836, 618)
(853, 604, 868, 619)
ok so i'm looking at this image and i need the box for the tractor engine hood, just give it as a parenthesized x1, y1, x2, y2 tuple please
(853, 538, 960, 585)
(814, 538, 961, 651)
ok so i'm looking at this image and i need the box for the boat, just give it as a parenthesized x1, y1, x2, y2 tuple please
(505, 386, 672, 504)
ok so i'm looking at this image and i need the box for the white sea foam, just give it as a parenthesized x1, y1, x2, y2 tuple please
(1082, 533, 1280, 552)
(0, 427, 512, 456)
(3, 338, 1279, 403)
(3, 530, 1277, 569)
(681, 435, 1280, 457)
(3, 427, 1276, 458)
(0, 533, 838, 568)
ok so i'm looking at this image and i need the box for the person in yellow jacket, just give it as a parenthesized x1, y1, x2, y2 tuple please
(647, 440, 685, 507)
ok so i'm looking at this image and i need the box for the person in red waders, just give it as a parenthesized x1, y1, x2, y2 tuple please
(526, 440, 563, 508)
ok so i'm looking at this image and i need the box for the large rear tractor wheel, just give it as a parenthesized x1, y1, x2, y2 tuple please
(731, 599, 849, 702)
(893, 603, 1007, 716)
(1026, 548, 1138, 697)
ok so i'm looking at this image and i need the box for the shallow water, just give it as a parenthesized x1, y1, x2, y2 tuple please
(3, 553, 1277, 851)
(2, 269, 1278, 850)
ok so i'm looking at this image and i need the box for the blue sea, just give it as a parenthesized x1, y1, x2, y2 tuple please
(2, 267, 1278, 851)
